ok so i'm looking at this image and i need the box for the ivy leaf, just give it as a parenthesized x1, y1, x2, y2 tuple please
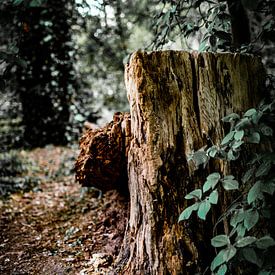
(203, 173, 220, 192)
(234, 130, 244, 141)
(185, 189, 202, 200)
(255, 161, 272, 178)
(247, 132, 261, 144)
(198, 200, 211, 220)
(235, 236, 257, 247)
(230, 209, 245, 227)
(242, 167, 255, 183)
(256, 236, 275, 249)
(211, 235, 230, 247)
(222, 179, 239, 190)
(223, 245, 237, 262)
(207, 146, 218, 158)
(209, 190, 218, 204)
(244, 108, 257, 117)
(244, 209, 259, 231)
(252, 111, 263, 125)
(12, 0, 24, 5)
(217, 264, 227, 275)
(232, 140, 244, 150)
(242, 247, 262, 267)
(210, 245, 236, 271)
(247, 181, 262, 204)
(221, 131, 235, 146)
(211, 249, 226, 271)
(236, 223, 246, 237)
(178, 203, 200, 222)
(222, 113, 240, 122)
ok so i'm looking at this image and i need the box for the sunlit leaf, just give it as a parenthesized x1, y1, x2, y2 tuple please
(217, 264, 227, 275)
(185, 189, 202, 200)
(207, 146, 218, 158)
(178, 203, 200, 222)
(236, 223, 246, 237)
(222, 179, 239, 190)
(230, 209, 245, 227)
(221, 131, 235, 146)
(235, 236, 257, 247)
(209, 189, 218, 204)
(211, 235, 230, 247)
(211, 249, 226, 271)
(244, 108, 257, 117)
(203, 173, 220, 192)
(198, 200, 211, 220)
(234, 130, 244, 141)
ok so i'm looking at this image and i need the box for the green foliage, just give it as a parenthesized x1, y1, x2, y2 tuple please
(82, 0, 154, 114)
(179, 100, 275, 274)
(152, 0, 275, 51)
(0, 150, 40, 197)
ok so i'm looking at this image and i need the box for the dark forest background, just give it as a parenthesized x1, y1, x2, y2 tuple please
(0, 0, 274, 193)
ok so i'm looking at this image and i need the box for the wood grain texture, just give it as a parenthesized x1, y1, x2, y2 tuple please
(75, 112, 131, 193)
(116, 51, 265, 274)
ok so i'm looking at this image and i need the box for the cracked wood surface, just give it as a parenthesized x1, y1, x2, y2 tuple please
(117, 51, 264, 274)
(75, 50, 265, 274)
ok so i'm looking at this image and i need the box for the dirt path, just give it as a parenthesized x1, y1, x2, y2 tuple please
(0, 146, 128, 274)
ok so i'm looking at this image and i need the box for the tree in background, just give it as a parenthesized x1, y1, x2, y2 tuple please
(79, 0, 155, 119)
(152, 0, 275, 74)
(15, 0, 79, 147)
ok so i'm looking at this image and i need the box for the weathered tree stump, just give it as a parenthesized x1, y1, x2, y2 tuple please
(116, 51, 265, 274)
(75, 51, 265, 274)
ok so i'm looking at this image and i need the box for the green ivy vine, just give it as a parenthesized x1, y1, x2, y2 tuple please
(179, 100, 275, 275)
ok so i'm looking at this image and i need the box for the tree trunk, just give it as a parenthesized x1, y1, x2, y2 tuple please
(116, 51, 265, 274)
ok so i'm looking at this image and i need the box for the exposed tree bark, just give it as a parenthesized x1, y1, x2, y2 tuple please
(75, 112, 131, 193)
(115, 51, 265, 274)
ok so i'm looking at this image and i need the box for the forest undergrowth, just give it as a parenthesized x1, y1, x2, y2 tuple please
(0, 146, 128, 275)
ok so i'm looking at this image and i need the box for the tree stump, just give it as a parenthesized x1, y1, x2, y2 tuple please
(115, 51, 265, 274)
(75, 112, 131, 193)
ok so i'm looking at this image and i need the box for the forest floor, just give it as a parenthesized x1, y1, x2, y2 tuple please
(0, 146, 128, 275)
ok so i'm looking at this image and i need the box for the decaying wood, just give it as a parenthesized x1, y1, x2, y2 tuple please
(116, 51, 265, 274)
(75, 112, 131, 193)
(75, 50, 265, 274)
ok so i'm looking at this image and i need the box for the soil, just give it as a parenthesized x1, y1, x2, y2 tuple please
(0, 146, 129, 274)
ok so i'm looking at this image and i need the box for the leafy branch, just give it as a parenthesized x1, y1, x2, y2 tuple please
(179, 100, 275, 274)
